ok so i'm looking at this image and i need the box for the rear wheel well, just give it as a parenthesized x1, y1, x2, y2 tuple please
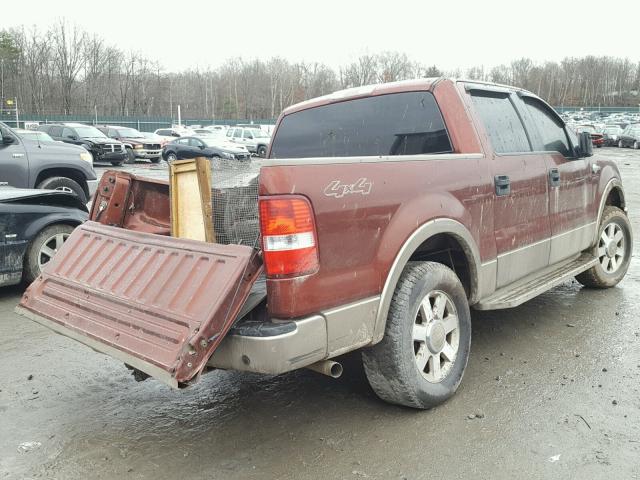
(35, 168, 88, 198)
(605, 187, 624, 210)
(408, 233, 473, 299)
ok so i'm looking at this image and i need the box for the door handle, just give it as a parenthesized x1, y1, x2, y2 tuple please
(549, 168, 560, 187)
(494, 175, 511, 196)
(12, 153, 25, 158)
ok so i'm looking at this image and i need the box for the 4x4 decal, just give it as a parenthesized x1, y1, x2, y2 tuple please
(324, 178, 373, 198)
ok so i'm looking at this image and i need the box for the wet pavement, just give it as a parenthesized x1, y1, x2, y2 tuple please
(1, 148, 639, 479)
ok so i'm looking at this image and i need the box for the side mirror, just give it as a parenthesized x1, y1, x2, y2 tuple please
(66, 135, 78, 141)
(577, 131, 593, 158)
(198, 144, 205, 150)
(2, 133, 15, 145)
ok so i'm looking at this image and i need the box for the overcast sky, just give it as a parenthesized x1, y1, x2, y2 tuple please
(3, 0, 639, 73)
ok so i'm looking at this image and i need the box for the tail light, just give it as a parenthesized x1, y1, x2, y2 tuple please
(259, 196, 319, 278)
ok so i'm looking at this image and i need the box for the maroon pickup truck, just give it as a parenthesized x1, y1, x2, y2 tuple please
(17, 78, 631, 409)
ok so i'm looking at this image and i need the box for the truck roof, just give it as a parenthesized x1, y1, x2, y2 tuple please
(281, 77, 538, 117)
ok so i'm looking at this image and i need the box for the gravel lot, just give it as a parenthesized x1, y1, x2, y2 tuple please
(1, 148, 639, 479)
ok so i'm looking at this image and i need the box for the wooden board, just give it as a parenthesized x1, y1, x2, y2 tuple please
(169, 157, 216, 243)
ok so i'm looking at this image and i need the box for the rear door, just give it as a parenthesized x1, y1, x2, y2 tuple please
(17, 222, 262, 387)
(468, 88, 551, 287)
(517, 95, 594, 264)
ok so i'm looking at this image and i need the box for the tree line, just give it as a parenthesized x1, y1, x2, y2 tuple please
(1, 22, 639, 122)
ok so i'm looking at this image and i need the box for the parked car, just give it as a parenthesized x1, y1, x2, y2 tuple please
(0, 122, 98, 203)
(226, 126, 271, 157)
(617, 124, 640, 149)
(162, 136, 251, 163)
(97, 125, 162, 164)
(0, 185, 87, 287)
(13, 129, 58, 143)
(602, 125, 623, 146)
(18, 79, 630, 411)
(575, 124, 604, 148)
(154, 127, 194, 142)
(38, 123, 127, 166)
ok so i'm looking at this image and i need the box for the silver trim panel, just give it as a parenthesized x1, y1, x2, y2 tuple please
(263, 153, 484, 167)
(325, 297, 379, 356)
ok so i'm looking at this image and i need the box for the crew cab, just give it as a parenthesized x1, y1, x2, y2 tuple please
(17, 79, 631, 410)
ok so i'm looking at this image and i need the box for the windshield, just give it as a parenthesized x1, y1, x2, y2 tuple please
(116, 128, 144, 138)
(75, 126, 108, 138)
(22, 131, 54, 142)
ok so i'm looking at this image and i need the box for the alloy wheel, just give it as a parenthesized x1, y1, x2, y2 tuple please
(38, 232, 70, 269)
(598, 222, 625, 274)
(412, 290, 460, 383)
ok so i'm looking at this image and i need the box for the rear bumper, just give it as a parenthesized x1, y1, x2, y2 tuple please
(208, 315, 328, 374)
(208, 296, 380, 375)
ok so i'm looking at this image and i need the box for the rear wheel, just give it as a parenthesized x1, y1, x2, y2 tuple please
(362, 261, 471, 409)
(23, 224, 75, 283)
(576, 206, 632, 288)
(257, 145, 267, 158)
(37, 176, 87, 204)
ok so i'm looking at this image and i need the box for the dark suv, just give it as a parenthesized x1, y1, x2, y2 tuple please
(39, 123, 127, 166)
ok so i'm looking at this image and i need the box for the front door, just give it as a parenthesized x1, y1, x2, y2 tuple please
(0, 125, 29, 188)
(468, 89, 551, 288)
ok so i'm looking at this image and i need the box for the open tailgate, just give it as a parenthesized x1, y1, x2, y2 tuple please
(16, 221, 262, 387)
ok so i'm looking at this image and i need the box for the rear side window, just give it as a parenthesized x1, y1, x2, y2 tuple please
(522, 98, 571, 157)
(470, 91, 530, 154)
(49, 126, 62, 137)
(270, 91, 452, 159)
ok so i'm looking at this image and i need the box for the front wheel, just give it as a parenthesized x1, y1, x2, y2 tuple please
(618, 140, 623, 148)
(37, 176, 87, 204)
(362, 261, 471, 409)
(23, 224, 75, 283)
(257, 145, 267, 158)
(165, 152, 177, 163)
(576, 206, 632, 288)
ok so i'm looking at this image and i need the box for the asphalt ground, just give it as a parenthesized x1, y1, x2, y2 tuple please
(1, 147, 639, 479)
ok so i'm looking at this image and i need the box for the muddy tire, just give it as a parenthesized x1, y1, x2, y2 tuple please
(37, 176, 87, 204)
(362, 261, 471, 409)
(23, 224, 75, 283)
(576, 206, 632, 288)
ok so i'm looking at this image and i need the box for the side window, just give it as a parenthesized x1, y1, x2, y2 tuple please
(108, 129, 118, 137)
(233, 129, 242, 139)
(62, 127, 75, 139)
(522, 98, 571, 157)
(226, 129, 233, 137)
(470, 91, 530, 154)
(49, 126, 63, 137)
(243, 129, 254, 139)
(176, 138, 189, 145)
(189, 138, 203, 147)
(157, 129, 168, 136)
